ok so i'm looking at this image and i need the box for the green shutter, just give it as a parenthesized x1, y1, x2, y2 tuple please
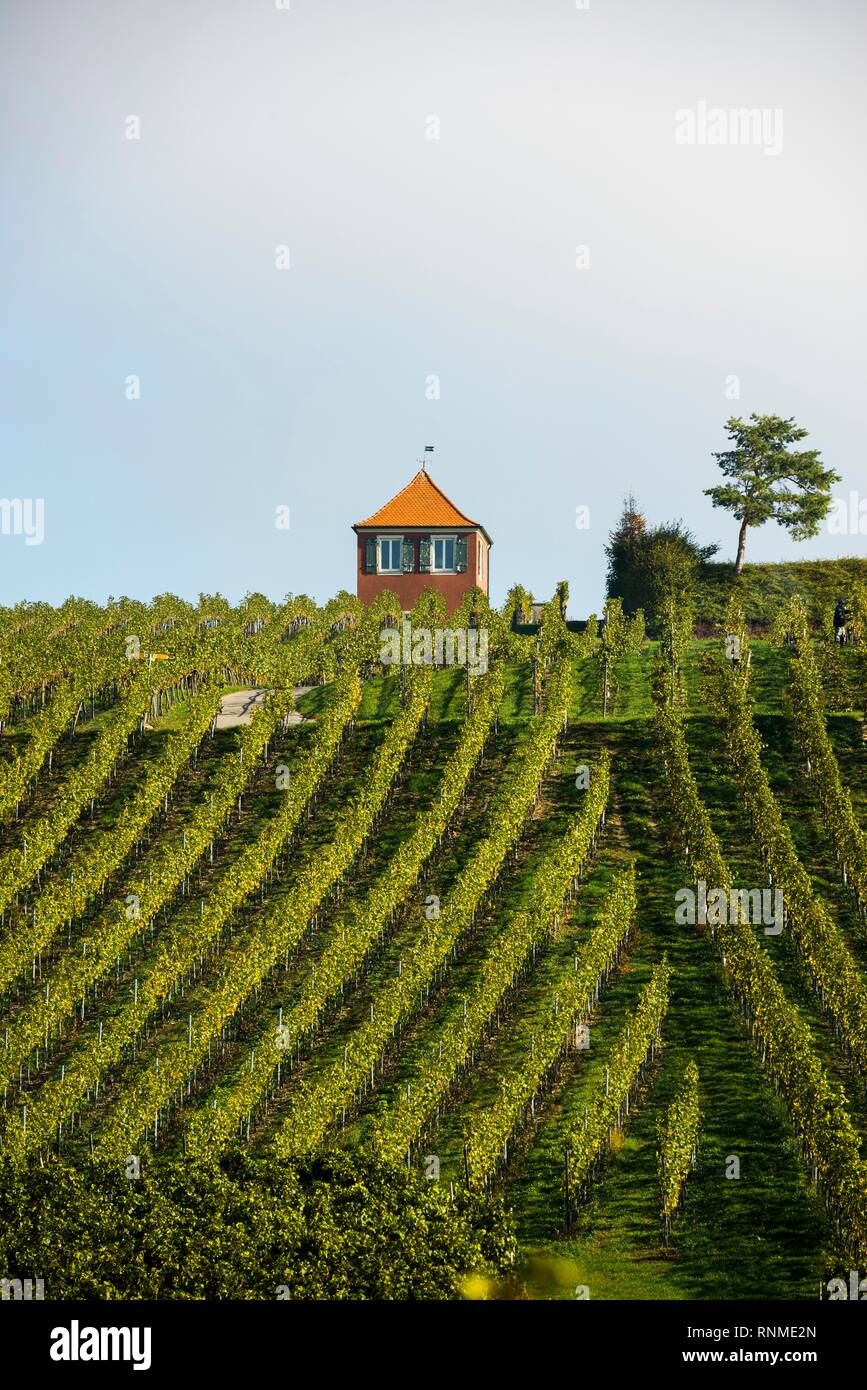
(455, 536, 467, 572)
(402, 537, 414, 573)
(419, 537, 431, 573)
(365, 537, 377, 573)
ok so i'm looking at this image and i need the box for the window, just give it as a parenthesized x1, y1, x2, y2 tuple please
(432, 536, 456, 572)
(378, 536, 403, 573)
(477, 540, 483, 577)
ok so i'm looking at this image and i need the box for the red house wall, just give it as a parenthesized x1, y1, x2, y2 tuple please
(355, 529, 489, 614)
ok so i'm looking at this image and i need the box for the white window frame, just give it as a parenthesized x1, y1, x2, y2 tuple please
(431, 534, 457, 573)
(377, 534, 404, 574)
(477, 537, 483, 577)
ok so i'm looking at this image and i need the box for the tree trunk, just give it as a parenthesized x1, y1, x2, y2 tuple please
(734, 517, 749, 574)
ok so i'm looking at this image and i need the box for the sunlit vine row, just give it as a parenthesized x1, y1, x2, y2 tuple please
(268, 655, 573, 1159)
(0, 664, 365, 1160)
(375, 756, 611, 1168)
(185, 664, 507, 1157)
(0, 683, 303, 1091)
(655, 689, 867, 1263)
(463, 857, 635, 1189)
(720, 656, 867, 1074)
(658, 1060, 700, 1237)
(781, 599, 867, 915)
(88, 664, 432, 1160)
(566, 963, 670, 1201)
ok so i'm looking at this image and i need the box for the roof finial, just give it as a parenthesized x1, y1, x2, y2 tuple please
(422, 444, 434, 473)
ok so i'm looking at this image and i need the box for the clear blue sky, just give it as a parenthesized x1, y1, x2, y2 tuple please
(2, 0, 865, 614)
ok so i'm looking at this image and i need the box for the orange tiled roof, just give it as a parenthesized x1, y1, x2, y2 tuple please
(355, 469, 480, 530)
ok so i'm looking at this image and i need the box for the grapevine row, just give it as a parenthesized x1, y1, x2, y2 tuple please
(20, 591, 444, 1156)
(463, 859, 635, 1189)
(0, 681, 81, 823)
(0, 684, 299, 1090)
(269, 655, 574, 1159)
(90, 661, 430, 1150)
(185, 665, 508, 1157)
(0, 684, 225, 996)
(373, 756, 611, 1167)
(1, 665, 365, 1160)
(655, 692, 867, 1263)
(783, 606, 867, 914)
(720, 660, 867, 1074)
(658, 1060, 700, 1236)
(0, 603, 336, 994)
(0, 667, 156, 918)
(566, 963, 670, 1200)
(89, 665, 431, 1159)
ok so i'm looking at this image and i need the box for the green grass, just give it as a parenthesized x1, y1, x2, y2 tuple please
(695, 557, 867, 629)
(299, 664, 539, 724)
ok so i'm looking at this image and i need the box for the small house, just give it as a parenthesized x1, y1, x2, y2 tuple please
(353, 467, 492, 614)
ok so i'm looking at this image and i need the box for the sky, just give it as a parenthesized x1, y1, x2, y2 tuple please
(2, 0, 865, 615)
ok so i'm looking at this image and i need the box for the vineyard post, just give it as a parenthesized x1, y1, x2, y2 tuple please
(669, 613, 675, 703)
(533, 642, 540, 715)
(564, 1147, 572, 1234)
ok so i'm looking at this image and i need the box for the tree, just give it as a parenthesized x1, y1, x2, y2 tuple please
(637, 523, 714, 704)
(606, 502, 716, 619)
(637, 523, 717, 622)
(704, 414, 840, 574)
(605, 495, 647, 614)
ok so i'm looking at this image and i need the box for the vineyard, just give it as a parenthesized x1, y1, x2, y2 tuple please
(1, 586, 867, 1300)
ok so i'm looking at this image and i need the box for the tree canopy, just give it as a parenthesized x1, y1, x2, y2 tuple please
(605, 495, 647, 615)
(704, 413, 840, 573)
(606, 501, 718, 626)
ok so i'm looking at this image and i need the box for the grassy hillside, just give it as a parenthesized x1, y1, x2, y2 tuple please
(695, 557, 867, 629)
(2, 596, 866, 1300)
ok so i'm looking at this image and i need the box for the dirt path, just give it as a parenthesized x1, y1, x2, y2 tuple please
(214, 686, 315, 730)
